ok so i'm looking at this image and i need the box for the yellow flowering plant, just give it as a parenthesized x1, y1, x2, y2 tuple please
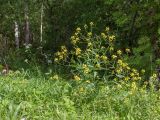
(54, 23, 145, 84)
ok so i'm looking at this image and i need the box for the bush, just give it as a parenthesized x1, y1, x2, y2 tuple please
(54, 23, 148, 84)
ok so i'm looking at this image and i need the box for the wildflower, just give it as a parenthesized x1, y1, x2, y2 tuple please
(54, 58, 58, 62)
(109, 47, 114, 51)
(95, 63, 101, 69)
(59, 55, 64, 60)
(105, 27, 110, 32)
(101, 55, 108, 61)
(71, 36, 75, 40)
(75, 32, 79, 36)
(86, 80, 91, 83)
(79, 87, 84, 93)
(101, 46, 105, 49)
(95, 54, 99, 59)
(84, 24, 88, 29)
(90, 22, 94, 26)
(101, 33, 107, 39)
(74, 75, 81, 81)
(122, 63, 128, 68)
(109, 35, 115, 42)
(112, 55, 117, 59)
(82, 64, 90, 74)
(76, 27, 81, 32)
(86, 49, 91, 52)
(117, 50, 122, 55)
(126, 66, 131, 70)
(125, 48, 131, 53)
(52, 74, 59, 80)
(130, 73, 135, 77)
(87, 32, 92, 37)
(61, 46, 67, 54)
(88, 42, 92, 47)
(151, 73, 157, 79)
(72, 37, 79, 45)
(75, 48, 81, 56)
(116, 68, 122, 74)
(131, 82, 137, 90)
(141, 69, 145, 74)
(124, 77, 130, 81)
(117, 59, 123, 65)
(132, 68, 137, 73)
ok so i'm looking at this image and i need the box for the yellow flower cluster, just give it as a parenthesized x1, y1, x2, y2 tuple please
(75, 47, 81, 56)
(117, 50, 122, 55)
(150, 73, 157, 80)
(71, 36, 80, 45)
(109, 35, 115, 42)
(101, 33, 107, 39)
(130, 69, 141, 81)
(101, 55, 108, 61)
(95, 63, 101, 69)
(112, 55, 117, 59)
(82, 64, 90, 74)
(125, 48, 131, 53)
(87, 32, 92, 37)
(74, 75, 81, 81)
(54, 46, 68, 62)
(105, 27, 110, 32)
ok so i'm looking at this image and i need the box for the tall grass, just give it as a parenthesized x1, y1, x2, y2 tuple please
(0, 71, 160, 120)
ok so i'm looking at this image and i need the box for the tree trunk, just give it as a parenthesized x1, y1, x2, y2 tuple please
(15, 21, 19, 49)
(40, 3, 44, 44)
(24, 0, 30, 45)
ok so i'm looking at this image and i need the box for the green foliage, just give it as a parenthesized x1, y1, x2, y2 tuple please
(126, 36, 154, 77)
(0, 71, 160, 119)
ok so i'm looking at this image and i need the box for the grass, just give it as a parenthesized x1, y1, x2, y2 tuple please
(0, 70, 160, 120)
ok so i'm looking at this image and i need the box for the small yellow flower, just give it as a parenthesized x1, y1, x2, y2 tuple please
(84, 24, 88, 29)
(90, 22, 94, 26)
(125, 48, 131, 53)
(109, 35, 115, 42)
(79, 87, 84, 93)
(74, 75, 81, 81)
(141, 69, 145, 74)
(130, 73, 135, 77)
(95, 54, 99, 59)
(117, 50, 122, 55)
(117, 59, 123, 65)
(54, 58, 58, 62)
(153, 73, 157, 78)
(116, 68, 122, 74)
(88, 42, 92, 47)
(101, 33, 107, 39)
(59, 55, 64, 60)
(105, 27, 110, 32)
(124, 77, 130, 81)
(112, 55, 117, 59)
(76, 27, 81, 32)
(101, 55, 108, 61)
(87, 32, 92, 37)
(71, 36, 75, 40)
(122, 63, 128, 68)
(109, 47, 114, 51)
(75, 48, 81, 56)
(126, 66, 130, 70)
(82, 64, 90, 74)
(86, 80, 91, 83)
(95, 63, 101, 69)
(52, 74, 59, 80)
(131, 82, 137, 90)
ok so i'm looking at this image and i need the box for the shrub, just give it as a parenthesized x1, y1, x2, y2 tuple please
(54, 23, 155, 85)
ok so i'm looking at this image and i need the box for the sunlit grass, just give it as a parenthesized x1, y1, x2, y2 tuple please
(0, 71, 160, 120)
